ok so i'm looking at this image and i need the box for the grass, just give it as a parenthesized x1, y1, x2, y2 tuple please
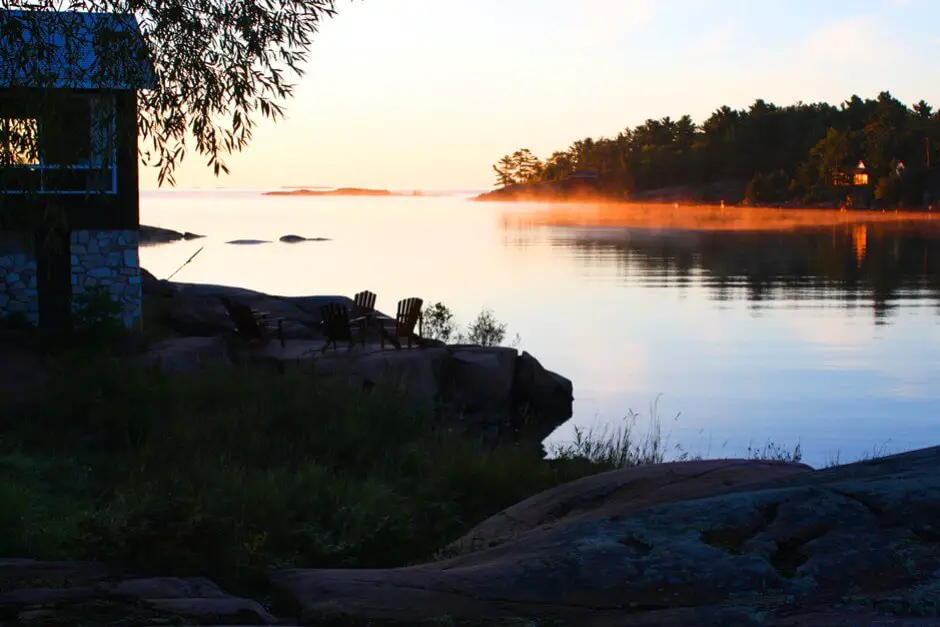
(549, 402, 675, 467)
(546, 395, 898, 470)
(0, 358, 612, 595)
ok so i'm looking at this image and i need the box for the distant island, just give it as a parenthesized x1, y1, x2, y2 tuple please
(264, 187, 392, 197)
(477, 91, 940, 210)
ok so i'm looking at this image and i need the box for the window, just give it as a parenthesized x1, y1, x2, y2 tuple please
(0, 117, 42, 191)
(1, 118, 40, 165)
(0, 93, 117, 194)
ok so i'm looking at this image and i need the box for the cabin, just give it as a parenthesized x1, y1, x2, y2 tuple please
(833, 161, 870, 187)
(852, 161, 869, 187)
(849, 161, 874, 208)
(833, 161, 873, 209)
(0, 9, 155, 331)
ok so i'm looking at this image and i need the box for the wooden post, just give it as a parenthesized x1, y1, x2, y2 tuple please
(35, 227, 72, 333)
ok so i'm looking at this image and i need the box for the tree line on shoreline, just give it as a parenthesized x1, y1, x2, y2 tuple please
(491, 91, 940, 207)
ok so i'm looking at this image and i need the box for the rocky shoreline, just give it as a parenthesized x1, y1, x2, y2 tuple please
(474, 180, 939, 212)
(2, 445, 938, 626)
(139, 270, 575, 442)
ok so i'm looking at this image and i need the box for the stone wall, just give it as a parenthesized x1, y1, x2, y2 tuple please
(71, 230, 141, 329)
(0, 232, 39, 325)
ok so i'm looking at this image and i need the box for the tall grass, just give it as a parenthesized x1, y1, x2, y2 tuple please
(550, 396, 807, 468)
(0, 359, 609, 593)
(550, 398, 674, 467)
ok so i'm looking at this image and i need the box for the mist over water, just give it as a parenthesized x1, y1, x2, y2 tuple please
(141, 190, 940, 467)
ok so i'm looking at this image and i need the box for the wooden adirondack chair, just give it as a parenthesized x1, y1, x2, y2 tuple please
(218, 296, 285, 348)
(353, 290, 377, 313)
(319, 302, 361, 352)
(349, 290, 378, 341)
(381, 297, 424, 349)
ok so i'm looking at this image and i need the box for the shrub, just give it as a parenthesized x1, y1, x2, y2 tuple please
(25, 285, 135, 357)
(72, 285, 125, 331)
(423, 302, 458, 343)
(464, 308, 508, 347)
(422, 302, 518, 347)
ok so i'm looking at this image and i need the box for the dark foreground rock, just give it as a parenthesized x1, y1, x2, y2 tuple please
(139, 224, 205, 245)
(269, 447, 940, 626)
(5, 448, 940, 626)
(0, 561, 278, 625)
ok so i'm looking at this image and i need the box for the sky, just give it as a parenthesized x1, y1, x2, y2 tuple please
(140, 0, 940, 191)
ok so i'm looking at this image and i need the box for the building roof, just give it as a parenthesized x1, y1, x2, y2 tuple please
(0, 10, 156, 90)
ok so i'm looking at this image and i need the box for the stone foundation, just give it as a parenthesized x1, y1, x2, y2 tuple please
(0, 232, 40, 325)
(71, 229, 142, 329)
(0, 229, 141, 329)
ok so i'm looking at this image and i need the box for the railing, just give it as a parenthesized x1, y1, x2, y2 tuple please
(0, 162, 117, 194)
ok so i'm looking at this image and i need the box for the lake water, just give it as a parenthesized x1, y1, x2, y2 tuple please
(140, 190, 940, 468)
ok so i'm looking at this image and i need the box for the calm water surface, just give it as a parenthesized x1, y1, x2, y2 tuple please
(140, 190, 940, 468)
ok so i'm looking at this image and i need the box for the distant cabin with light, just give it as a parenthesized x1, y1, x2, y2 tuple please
(853, 161, 869, 187)
(0, 9, 155, 330)
(829, 161, 873, 208)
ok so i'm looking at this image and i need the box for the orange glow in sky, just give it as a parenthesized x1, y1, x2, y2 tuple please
(139, 0, 940, 192)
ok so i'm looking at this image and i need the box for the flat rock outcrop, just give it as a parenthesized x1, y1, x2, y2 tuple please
(143, 276, 574, 423)
(153, 279, 353, 340)
(270, 447, 940, 626)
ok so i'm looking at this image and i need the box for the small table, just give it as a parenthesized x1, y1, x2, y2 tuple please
(351, 311, 401, 350)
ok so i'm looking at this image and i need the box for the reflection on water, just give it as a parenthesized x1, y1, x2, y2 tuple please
(497, 203, 940, 466)
(853, 225, 868, 268)
(502, 206, 940, 325)
(499, 201, 940, 232)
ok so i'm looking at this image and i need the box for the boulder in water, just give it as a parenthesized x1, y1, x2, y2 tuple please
(279, 234, 332, 243)
(139, 225, 205, 246)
